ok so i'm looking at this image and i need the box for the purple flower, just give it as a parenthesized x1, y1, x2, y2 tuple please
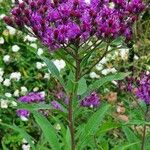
(16, 109, 30, 118)
(18, 92, 45, 103)
(136, 72, 150, 104)
(17, 92, 45, 120)
(51, 100, 63, 111)
(4, 0, 145, 51)
(80, 92, 100, 108)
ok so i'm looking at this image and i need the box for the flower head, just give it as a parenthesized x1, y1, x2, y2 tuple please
(80, 92, 100, 108)
(4, 0, 145, 51)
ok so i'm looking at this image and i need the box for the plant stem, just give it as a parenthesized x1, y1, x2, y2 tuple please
(141, 107, 149, 150)
(68, 48, 81, 150)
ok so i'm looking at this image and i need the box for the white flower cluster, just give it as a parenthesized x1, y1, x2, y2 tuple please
(53, 59, 66, 71)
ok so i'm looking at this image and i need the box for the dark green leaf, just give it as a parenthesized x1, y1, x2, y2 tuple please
(33, 111, 61, 150)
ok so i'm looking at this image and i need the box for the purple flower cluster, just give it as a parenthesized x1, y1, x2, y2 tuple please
(119, 72, 150, 105)
(4, 0, 145, 50)
(51, 100, 63, 111)
(17, 92, 45, 119)
(136, 72, 150, 104)
(80, 92, 100, 107)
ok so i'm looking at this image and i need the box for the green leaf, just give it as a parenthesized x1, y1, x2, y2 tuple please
(17, 103, 52, 111)
(81, 72, 130, 99)
(66, 71, 75, 94)
(77, 103, 110, 149)
(0, 122, 35, 150)
(65, 127, 71, 150)
(33, 111, 61, 150)
(122, 127, 140, 150)
(40, 56, 65, 87)
(77, 77, 87, 95)
(112, 141, 140, 150)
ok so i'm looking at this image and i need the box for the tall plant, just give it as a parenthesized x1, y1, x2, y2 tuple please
(3, 0, 145, 149)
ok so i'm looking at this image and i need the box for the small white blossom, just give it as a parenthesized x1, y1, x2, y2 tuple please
(11, 101, 17, 107)
(99, 57, 108, 64)
(37, 48, 44, 56)
(0, 100, 9, 109)
(10, 72, 21, 81)
(134, 55, 139, 60)
(13, 89, 20, 97)
(96, 63, 103, 71)
(44, 73, 50, 80)
(90, 72, 100, 79)
(5, 93, 12, 98)
(0, 76, 3, 83)
(0, 14, 6, 20)
(24, 35, 37, 42)
(33, 87, 39, 92)
(40, 91, 46, 98)
(54, 124, 61, 131)
(0, 68, 4, 76)
(0, 37, 4, 44)
(101, 69, 110, 75)
(12, 45, 20, 52)
(3, 79, 11, 87)
(53, 59, 66, 71)
(110, 68, 117, 73)
(119, 48, 129, 60)
(22, 144, 30, 150)
(3, 55, 10, 63)
(6, 26, 16, 35)
(36, 62, 45, 69)
(21, 87, 28, 95)
(109, 2, 115, 9)
(30, 43, 37, 49)
(20, 116, 29, 122)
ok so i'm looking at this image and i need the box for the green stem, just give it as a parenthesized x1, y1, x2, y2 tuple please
(141, 106, 149, 150)
(68, 48, 81, 150)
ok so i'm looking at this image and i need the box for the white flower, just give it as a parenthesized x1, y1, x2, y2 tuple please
(22, 144, 30, 150)
(44, 73, 50, 80)
(3, 55, 10, 63)
(40, 91, 46, 98)
(11, 101, 17, 107)
(6, 26, 16, 35)
(0, 68, 4, 76)
(134, 55, 139, 60)
(85, 0, 91, 4)
(21, 87, 28, 95)
(90, 72, 100, 79)
(101, 69, 110, 75)
(0, 14, 6, 20)
(0, 37, 4, 44)
(13, 89, 20, 97)
(0, 76, 3, 83)
(119, 48, 129, 60)
(12, 45, 20, 52)
(0, 100, 9, 109)
(10, 72, 21, 81)
(24, 35, 37, 42)
(33, 87, 39, 92)
(109, 2, 115, 9)
(5, 93, 12, 98)
(20, 116, 29, 122)
(110, 68, 117, 73)
(36, 62, 45, 69)
(53, 59, 66, 71)
(99, 57, 108, 64)
(96, 63, 103, 71)
(37, 48, 44, 56)
(30, 43, 37, 49)
(54, 124, 61, 131)
(3, 79, 11, 87)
